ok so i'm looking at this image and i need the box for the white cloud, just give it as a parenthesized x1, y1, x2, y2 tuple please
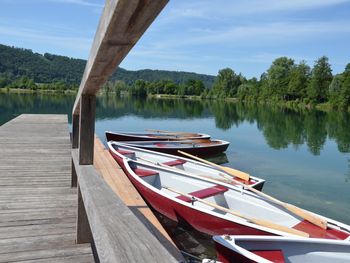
(167, 0, 350, 20)
(148, 20, 350, 50)
(48, 0, 103, 8)
(0, 25, 92, 53)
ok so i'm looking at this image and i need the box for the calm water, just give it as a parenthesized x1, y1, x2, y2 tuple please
(1, 92, 350, 258)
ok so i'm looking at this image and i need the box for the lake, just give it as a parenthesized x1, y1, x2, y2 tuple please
(1, 92, 350, 259)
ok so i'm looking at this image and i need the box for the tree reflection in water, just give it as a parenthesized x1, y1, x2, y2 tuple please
(1, 93, 350, 155)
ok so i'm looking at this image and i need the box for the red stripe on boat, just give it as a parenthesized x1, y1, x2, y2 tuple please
(252, 250, 285, 263)
(154, 143, 167, 147)
(177, 185, 228, 202)
(133, 168, 159, 177)
(293, 220, 350, 240)
(116, 149, 135, 155)
(162, 159, 186, 166)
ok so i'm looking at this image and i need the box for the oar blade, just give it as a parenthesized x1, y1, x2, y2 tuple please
(284, 204, 328, 230)
(252, 219, 310, 238)
(220, 166, 250, 182)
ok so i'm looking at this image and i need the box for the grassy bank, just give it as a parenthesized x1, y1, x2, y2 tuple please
(0, 88, 77, 94)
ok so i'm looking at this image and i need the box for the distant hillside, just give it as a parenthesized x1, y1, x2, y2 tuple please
(0, 44, 215, 87)
(111, 68, 215, 87)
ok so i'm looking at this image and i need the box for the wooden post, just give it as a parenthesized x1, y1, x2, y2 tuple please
(71, 160, 78, 188)
(76, 94, 95, 243)
(72, 114, 80, 149)
(71, 114, 79, 187)
(77, 185, 93, 243)
(79, 94, 96, 165)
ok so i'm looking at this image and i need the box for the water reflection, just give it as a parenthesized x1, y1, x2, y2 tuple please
(0, 92, 75, 124)
(1, 93, 350, 156)
(98, 95, 350, 155)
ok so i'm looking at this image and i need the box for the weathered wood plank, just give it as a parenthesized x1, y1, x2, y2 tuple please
(15, 254, 95, 263)
(0, 246, 93, 263)
(93, 137, 184, 261)
(0, 115, 94, 262)
(72, 149, 179, 262)
(72, 0, 169, 114)
(0, 234, 76, 254)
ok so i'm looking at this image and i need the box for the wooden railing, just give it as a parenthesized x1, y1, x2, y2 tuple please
(70, 1, 182, 262)
(71, 150, 179, 262)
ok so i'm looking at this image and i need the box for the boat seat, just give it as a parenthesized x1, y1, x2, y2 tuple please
(252, 250, 285, 263)
(162, 159, 186, 166)
(293, 220, 350, 240)
(133, 168, 159, 178)
(177, 185, 228, 202)
(116, 149, 135, 155)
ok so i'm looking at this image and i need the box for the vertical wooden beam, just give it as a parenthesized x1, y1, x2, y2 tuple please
(72, 114, 80, 149)
(71, 114, 80, 187)
(79, 94, 96, 165)
(77, 185, 93, 243)
(71, 160, 78, 188)
(76, 94, 95, 243)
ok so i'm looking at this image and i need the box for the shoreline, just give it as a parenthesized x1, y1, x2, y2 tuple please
(1, 88, 348, 112)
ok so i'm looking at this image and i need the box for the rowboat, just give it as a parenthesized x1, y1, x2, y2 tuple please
(105, 131, 210, 142)
(119, 157, 350, 239)
(114, 139, 230, 157)
(107, 141, 265, 190)
(213, 235, 350, 263)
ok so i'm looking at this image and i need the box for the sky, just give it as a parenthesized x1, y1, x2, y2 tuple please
(1, 0, 350, 78)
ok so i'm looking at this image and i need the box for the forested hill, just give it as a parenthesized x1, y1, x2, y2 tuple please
(0, 44, 215, 87)
(111, 68, 215, 87)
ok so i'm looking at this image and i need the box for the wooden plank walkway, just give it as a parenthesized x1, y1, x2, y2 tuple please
(93, 137, 184, 261)
(0, 114, 94, 263)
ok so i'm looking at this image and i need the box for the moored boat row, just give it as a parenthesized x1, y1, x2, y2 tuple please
(107, 141, 264, 189)
(106, 130, 350, 262)
(106, 130, 210, 142)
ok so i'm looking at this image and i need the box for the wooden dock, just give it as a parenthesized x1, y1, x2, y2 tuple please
(0, 1, 184, 262)
(93, 137, 182, 259)
(0, 114, 94, 262)
(0, 114, 182, 262)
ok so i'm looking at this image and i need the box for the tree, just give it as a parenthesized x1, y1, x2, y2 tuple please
(266, 57, 295, 99)
(307, 56, 332, 103)
(212, 68, 242, 97)
(329, 74, 343, 107)
(287, 61, 310, 100)
(339, 63, 350, 109)
(130, 79, 147, 97)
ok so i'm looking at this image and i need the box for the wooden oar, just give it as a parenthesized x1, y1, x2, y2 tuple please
(178, 151, 328, 230)
(138, 157, 237, 185)
(178, 150, 250, 182)
(164, 186, 309, 238)
(146, 129, 197, 136)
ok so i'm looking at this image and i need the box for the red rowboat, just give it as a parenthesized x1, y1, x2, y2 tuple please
(105, 131, 210, 142)
(108, 141, 265, 190)
(118, 157, 350, 239)
(213, 235, 350, 263)
(113, 139, 230, 157)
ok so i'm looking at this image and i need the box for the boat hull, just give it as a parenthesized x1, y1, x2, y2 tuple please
(105, 131, 210, 142)
(108, 142, 265, 190)
(120, 140, 230, 157)
(121, 160, 271, 236)
(213, 235, 350, 263)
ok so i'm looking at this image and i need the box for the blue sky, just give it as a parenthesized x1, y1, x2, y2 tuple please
(1, 0, 350, 77)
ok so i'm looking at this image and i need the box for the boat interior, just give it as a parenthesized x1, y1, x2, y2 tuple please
(224, 237, 350, 263)
(125, 159, 350, 240)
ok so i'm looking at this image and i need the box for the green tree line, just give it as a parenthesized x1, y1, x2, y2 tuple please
(102, 56, 350, 111)
(0, 44, 215, 91)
